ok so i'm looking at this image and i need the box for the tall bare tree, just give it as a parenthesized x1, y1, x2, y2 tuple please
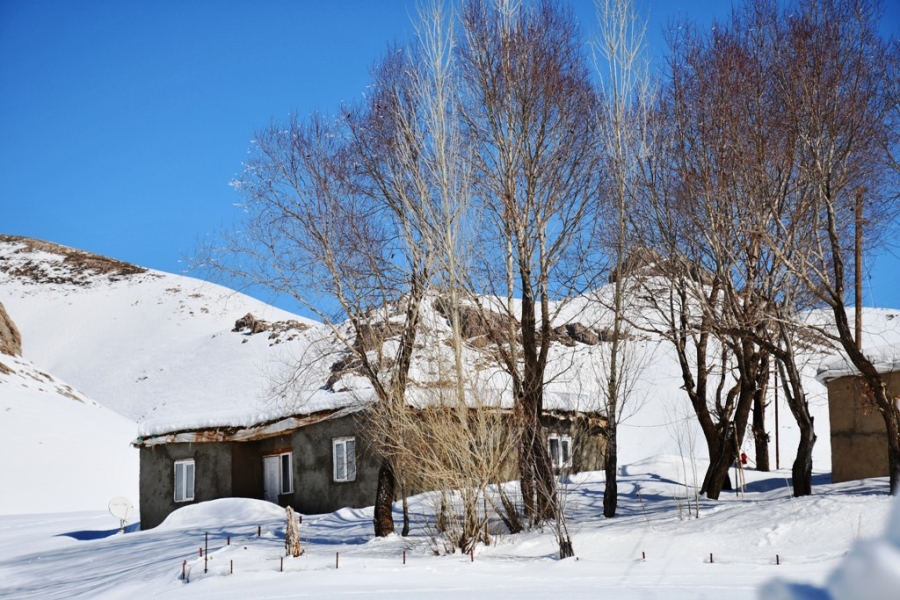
(592, 0, 652, 518)
(457, 0, 602, 556)
(769, 0, 900, 491)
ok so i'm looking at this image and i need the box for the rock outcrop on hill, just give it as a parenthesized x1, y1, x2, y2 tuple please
(0, 301, 21, 357)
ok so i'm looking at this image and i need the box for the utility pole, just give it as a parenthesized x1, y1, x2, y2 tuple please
(774, 366, 779, 470)
(855, 187, 864, 350)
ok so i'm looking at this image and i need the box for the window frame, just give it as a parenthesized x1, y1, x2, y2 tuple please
(263, 450, 294, 496)
(174, 459, 195, 503)
(547, 433, 573, 471)
(278, 452, 293, 495)
(332, 437, 357, 482)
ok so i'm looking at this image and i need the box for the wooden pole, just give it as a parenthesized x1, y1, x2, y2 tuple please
(204, 532, 208, 574)
(856, 187, 864, 349)
(774, 366, 780, 470)
(336, 552, 339, 569)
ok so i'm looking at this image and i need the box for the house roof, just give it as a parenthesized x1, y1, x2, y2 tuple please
(815, 345, 900, 384)
(133, 386, 605, 446)
(133, 404, 365, 447)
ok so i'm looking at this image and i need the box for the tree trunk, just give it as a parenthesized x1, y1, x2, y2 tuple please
(401, 493, 410, 537)
(876, 386, 900, 493)
(792, 423, 816, 496)
(751, 362, 771, 472)
(373, 459, 395, 537)
(704, 425, 737, 500)
(776, 345, 816, 497)
(603, 424, 618, 518)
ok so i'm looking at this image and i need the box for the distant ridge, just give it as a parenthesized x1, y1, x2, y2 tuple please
(0, 234, 147, 286)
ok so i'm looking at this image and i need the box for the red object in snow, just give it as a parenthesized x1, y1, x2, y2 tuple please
(740, 452, 748, 466)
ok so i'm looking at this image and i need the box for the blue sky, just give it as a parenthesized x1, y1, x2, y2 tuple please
(2, 0, 898, 314)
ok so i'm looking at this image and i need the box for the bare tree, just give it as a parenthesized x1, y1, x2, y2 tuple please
(207, 43, 437, 535)
(457, 0, 602, 556)
(592, 0, 652, 518)
(769, 0, 900, 492)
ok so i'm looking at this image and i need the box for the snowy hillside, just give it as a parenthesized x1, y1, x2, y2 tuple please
(0, 352, 137, 514)
(0, 235, 322, 432)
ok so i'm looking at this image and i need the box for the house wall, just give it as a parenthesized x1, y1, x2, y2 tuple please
(139, 412, 606, 530)
(289, 415, 380, 514)
(138, 414, 381, 530)
(828, 371, 900, 483)
(139, 442, 233, 530)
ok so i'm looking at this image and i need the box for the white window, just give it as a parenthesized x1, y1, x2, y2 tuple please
(174, 459, 195, 502)
(548, 433, 573, 470)
(333, 437, 357, 482)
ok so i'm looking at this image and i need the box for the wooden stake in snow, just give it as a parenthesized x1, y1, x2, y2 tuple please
(336, 552, 339, 569)
(710, 553, 714, 564)
(182, 560, 186, 581)
(227, 536, 230, 546)
(470, 548, 474, 562)
(776, 555, 780, 565)
(642, 551, 646, 560)
(230, 560, 233, 574)
(204, 533, 208, 574)
(403, 550, 406, 565)
(280, 557, 283, 572)
(285, 506, 303, 557)
(258, 525, 261, 537)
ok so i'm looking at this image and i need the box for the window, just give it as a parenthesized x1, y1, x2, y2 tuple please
(548, 434, 572, 470)
(174, 459, 195, 502)
(333, 437, 357, 482)
(279, 452, 293, 494)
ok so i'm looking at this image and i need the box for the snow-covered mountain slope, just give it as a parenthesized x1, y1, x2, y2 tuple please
(0, 352, 137, 514)
(0, 235, 323, 434)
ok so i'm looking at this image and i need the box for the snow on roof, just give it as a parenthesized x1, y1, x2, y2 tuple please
(815, 344, 900, 383)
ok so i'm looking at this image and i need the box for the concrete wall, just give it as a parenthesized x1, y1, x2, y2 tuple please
(828, 371, 900, 483)
(139, 414, 380, 530)
(139, 441, 233, 530)
(139, 412, 607, 530)
(289, 415, 380, 514)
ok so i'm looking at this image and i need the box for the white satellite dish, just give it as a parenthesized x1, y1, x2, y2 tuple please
(108, 496, 135, 532)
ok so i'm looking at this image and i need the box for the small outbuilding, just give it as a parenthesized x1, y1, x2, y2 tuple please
(817, 347, 900, 483)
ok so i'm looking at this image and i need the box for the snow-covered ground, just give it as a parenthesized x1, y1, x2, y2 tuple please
(0, 461, 895, 599)
(3, 234, 900, 597)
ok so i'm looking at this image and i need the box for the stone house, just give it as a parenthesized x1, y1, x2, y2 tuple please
(817, 348, 900, 483)
(134, 403, 606, 530)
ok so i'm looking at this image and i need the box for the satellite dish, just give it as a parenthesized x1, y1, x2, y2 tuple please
(109, 497, 135, 532)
